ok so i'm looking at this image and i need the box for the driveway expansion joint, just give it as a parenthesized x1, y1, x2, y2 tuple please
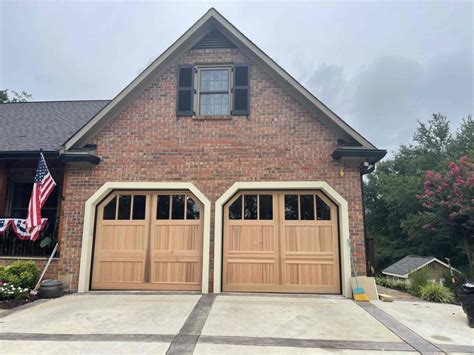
(358, 301, 445, 354)
(166, 294, 217, 355)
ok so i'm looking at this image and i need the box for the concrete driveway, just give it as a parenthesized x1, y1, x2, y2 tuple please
(0, 293, 473, 354)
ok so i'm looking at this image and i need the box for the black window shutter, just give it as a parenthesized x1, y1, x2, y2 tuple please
(176, 65, 195, 116)
(232, 64, 250, 115)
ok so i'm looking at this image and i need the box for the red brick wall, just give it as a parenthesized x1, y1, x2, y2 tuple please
(58, 47, 367, 291)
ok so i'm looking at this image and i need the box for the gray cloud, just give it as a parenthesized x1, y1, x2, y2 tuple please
(1, 1, 472, 152)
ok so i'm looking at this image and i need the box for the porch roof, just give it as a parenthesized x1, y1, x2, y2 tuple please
(0, 100, 109, 152)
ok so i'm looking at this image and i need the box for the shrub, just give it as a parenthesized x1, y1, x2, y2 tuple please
(0, 260, 40, 289)
(408, 268, 430, 296)
(420, 282, 455, 303)
(375, 276, 409, 292)
(0, 283, 29, 300)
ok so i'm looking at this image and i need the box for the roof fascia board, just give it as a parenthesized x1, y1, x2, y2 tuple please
(63, 13, 214, 150)
(381, 271, 407, 278)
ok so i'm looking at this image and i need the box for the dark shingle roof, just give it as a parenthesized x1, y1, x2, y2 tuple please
(0, 100, 110, 152)
(382, 255, 437, 277)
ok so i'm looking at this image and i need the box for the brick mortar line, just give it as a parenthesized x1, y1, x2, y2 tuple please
(357, 302, 444, 354)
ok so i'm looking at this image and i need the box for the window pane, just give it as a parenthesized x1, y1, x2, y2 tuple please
(229, 196, 242, 220)
(316, 196, 331, 220)
(285, 195, 298, 220)
(103, 197, 117, 220)
(43, 186, 59, 208)
(186, 196, 200, 220)
(259, 195, 273, 220)
(300, 195, 315, 220)
(171, 195, 185, 220)
(244, 195, 257, 220)
(200, 93, 228, 115)
(200, 69, 228, 92)
(157, 195, 170, 220)
(117, 195, 132, 220)
(132, 195, 146, 220)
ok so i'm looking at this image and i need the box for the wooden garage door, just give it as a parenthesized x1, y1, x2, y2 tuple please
(91, 191, 203, 290)
(223, 191, 340, 293)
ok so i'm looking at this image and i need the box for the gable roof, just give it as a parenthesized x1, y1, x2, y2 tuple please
(0, 100, 109, 152)
(382, 255, 452, 278)
(63, 8, 380, 152)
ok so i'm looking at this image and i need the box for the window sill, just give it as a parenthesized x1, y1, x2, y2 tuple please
(192, 115, 233, 121)
(0, 256, 60, 261)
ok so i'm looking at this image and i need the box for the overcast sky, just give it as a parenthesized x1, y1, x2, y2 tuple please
(1, 1, 472, 152)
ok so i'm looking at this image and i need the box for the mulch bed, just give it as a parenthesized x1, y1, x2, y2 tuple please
(0, 294, 39, 310)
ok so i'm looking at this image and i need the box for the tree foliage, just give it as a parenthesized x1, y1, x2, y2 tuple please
(0, 89, 32, 103)
(417, 157, 474, 272)
(365, 114, 473, 272)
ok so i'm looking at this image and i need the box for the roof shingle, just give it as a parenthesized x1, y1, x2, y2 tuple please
(0, 100, 109, 152)
(382, 255, 436, 277)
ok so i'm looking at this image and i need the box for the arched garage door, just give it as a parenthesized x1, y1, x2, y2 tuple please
(223, 191, 340, 293)
(91, 191, 203, 291)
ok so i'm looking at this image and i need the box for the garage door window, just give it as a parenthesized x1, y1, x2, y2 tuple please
(156, 194, 200, 220)
(229, 194, 273, 220)
(284, 194, 331, 221)
(103, 195, 147, 220)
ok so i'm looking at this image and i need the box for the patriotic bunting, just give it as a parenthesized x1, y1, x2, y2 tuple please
(0, 218, 48, 240)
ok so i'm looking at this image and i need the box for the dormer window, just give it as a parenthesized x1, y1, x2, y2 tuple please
(198, 67, 231, 115)
(176, 63, 250, 117)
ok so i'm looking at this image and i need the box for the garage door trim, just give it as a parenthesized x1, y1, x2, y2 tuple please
(78, 182, 211, 293)
(214, 182, 351, 297)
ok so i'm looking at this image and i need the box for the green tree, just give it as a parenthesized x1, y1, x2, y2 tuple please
(0, 89, 32, 103)
(366, 114, 473, 272)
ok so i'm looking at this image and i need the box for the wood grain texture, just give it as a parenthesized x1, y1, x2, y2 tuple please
(223, 191, 340, 293)
(91, 191, 203, 291)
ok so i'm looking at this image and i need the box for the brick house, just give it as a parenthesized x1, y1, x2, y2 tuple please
(0, 9, 385, 297)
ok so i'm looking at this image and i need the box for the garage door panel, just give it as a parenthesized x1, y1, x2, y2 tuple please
(285, 264, 334, 286)
(223, 191, 341, 294)
(99, 225, 147, 251)
(96, 261, 144, 283)
(151, 261, 201, 284)
(227, 262, 276, 285)
(227, 225, 275, 252)
(92, 191, 203, 291)
(284, 226, 334, 253)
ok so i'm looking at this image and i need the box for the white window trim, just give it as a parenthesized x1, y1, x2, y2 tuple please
(195, 64, 233, 116)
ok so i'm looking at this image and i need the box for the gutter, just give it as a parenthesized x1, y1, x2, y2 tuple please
(0, 150, 100, 165)
(332, 147, 387, 164)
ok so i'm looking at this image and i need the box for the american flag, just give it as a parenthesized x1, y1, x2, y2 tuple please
(25, 152, 56, 240)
